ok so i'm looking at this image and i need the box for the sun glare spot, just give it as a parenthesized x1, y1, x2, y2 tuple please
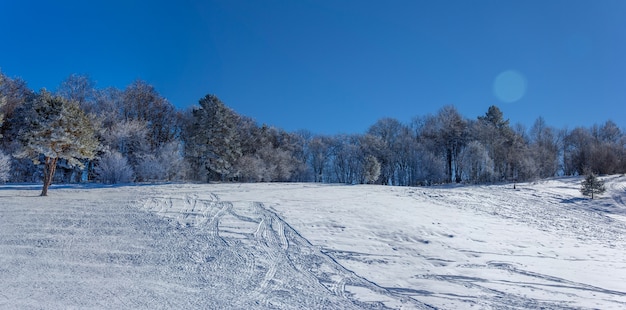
(493, 70, 527, 103)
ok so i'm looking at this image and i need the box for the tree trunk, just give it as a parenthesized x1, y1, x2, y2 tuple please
(40, 156, 58, 196)
(591, 178, 594, 199)
(446, 148, 453, 183)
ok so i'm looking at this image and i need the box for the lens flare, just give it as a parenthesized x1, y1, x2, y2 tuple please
(493, 70, 527, 103)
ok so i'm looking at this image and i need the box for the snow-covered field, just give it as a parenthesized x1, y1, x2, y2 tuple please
(1, 176, 625, 309)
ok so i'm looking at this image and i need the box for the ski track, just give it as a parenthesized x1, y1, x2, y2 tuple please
(136, 195, 426, 309)
(0, 188, 402, 309)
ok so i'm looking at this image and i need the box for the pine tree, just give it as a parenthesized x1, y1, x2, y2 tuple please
(185, 94, 242, 182)
(478, 105, 510, 130)
(580, 172, 606, 199)
(17, 90, 99, 196)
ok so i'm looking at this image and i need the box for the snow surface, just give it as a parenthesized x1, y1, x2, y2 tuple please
(1, 176, 625, 309)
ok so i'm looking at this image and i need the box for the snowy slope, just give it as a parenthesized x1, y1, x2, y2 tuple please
(1, 176, 625, 309)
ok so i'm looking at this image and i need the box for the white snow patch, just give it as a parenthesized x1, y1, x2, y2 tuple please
(1, 176, 626, 309)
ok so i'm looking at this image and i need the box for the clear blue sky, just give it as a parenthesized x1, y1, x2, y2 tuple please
(1, 0, 624, 134)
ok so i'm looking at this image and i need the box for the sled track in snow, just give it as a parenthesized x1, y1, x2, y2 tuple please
(139, 195, 430, 309)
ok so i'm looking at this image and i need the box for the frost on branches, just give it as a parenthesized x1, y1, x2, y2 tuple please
(185, 94, 242, 181)
(17, 90, 99, 196)
(0, 92, 9, 182)
(0, 151, 10, 183)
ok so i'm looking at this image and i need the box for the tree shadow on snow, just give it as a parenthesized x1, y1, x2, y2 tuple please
(0, 182, 174, 192)
(562, 196, 626, 216)
(560, 197, 587, 204)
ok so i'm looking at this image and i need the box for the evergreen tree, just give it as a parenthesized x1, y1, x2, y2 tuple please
(475, 105, 514, 181)
(185, 94, 242, 181)
(478, 105, 509, 129)
(580, 173, 606, 199)
(17, 90, 99, 196)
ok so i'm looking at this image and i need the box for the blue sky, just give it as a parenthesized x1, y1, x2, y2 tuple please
(1, 0, 624, 134)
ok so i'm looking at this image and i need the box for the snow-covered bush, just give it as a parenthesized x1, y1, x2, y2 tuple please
(135, 142, 188, 182)
(135, 155, 164, 182)
(95, 151, 134, 184)
(235, 155, 266, 182)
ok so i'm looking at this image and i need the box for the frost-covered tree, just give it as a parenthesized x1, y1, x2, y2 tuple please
(17, 90, 99, 196)
(0, 71, 33, 131)
(507, 123, 538, 182)
(184, 94, 242, 181)
(101, 120, 150, 169)
(329, 134, 363, 184)
(233, 125, 303, 182)
(563, 127, 594, 176)
(56, 74, 97, 112)
(590, 121, 624, 175)
(235, 155, 266, 182)
(474, 105, 513, 181)
(421, 106, 468, 183)
(308, 136, 332, 182)
(358, 134, 386, 184)
(1, 73, 34, 183)
(367, 118, 404, 185)
(93, 86, 125, 130)
(0, 91, 7, 182)
(458, 140, 494, 183)
(394, 126, 421, 186)
(55, 74, 102, 183)
(0, 91, 5, 136)
(135, 141, 187, 182)
(95, 150, 134, 184)
(529, 117, 559, 178)
(413, 145, 446, 185)
(0, 151, 10, 183)
(121, 80, 179, 149)
(258, 144, 298, 182)
(261, 127, 304, 182)
(363, 155, 381, 184)
(580, 173, 606, 199)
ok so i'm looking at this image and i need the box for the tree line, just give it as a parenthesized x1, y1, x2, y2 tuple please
(1, 72, 625, 193)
